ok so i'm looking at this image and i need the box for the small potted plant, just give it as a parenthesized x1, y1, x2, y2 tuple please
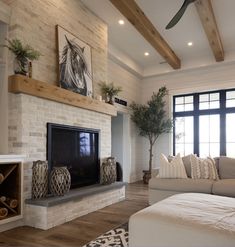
(3, 38, 41, 76)
(99, 82, 122, 105)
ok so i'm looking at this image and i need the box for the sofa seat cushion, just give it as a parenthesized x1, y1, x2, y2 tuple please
(212, 179, 235, 197)
(149, 178, 213, 193)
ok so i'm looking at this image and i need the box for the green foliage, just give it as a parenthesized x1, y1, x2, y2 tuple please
(130, 86, 173, 172)
(2, 38, 41, 75)
(99, 82, 122, 97)
(4, 38, 41, 61)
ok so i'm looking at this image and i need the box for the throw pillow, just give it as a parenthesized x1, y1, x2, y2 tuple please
(190, 155, 219, 180)
(159, 153, 188, 179)
(168, 154, 192, 177)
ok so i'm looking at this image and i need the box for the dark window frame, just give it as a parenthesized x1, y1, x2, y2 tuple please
(173, 89, 235, 156)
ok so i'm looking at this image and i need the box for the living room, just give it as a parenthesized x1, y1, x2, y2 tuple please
(0, 0, 235, 246)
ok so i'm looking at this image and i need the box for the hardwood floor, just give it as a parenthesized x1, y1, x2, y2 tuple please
(0, 182, 148, 247)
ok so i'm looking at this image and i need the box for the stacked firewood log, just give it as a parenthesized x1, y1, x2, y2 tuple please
(0, 173, 4, 184)
(0, 196, 18, 219)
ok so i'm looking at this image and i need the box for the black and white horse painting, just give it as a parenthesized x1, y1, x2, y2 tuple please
(57, 25, 92, 97)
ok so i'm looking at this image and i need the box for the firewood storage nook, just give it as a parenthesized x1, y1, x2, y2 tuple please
(0, 155, 24, 225)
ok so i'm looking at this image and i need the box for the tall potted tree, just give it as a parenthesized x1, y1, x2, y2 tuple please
(130, 86, 173, 184)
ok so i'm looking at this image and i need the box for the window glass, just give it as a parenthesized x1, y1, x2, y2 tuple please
(226, 91, 235, 99)
(226, 99, 235, 108)
(199, 115, 220, 157)
(175, 96, 194, 112)
(210, 93, 219, 101)
(226, 113, 235, 157)
(185, 96, 193, 104)
(199, 92, 219, 110)
(175, 104, 184, 112)
(175, 117, 194, 156)
(199, 94, 209, 102)
(184, 103, 193, 111)
(175, 97, 184, 104)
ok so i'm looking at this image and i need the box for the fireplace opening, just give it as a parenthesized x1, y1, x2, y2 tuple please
(47, 123, 100, 189)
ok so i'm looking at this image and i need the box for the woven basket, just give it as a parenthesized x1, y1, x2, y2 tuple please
(50, 166, 71, 196)
(32, 160, 48, 199)
(101, 157, 117, 185)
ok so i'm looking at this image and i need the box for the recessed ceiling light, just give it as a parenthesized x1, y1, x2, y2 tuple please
(187, 42, 193, 46)
(118, 19, 124, 25)
(144, 52, 149, 56)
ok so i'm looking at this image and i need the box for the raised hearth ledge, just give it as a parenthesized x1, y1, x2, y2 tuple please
(25, 182, 126, 230)
(26, 182, 126, 207)
(8, 75, 117, 117)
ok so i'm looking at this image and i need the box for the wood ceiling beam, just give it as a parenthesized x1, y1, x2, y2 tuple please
(109, 0, 181, 69)
(195, 0, 224, 62)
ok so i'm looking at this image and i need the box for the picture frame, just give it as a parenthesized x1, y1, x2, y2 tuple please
(56, 25, 93, 97)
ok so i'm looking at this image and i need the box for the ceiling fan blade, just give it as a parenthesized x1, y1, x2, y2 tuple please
(165, 0, 196, 30)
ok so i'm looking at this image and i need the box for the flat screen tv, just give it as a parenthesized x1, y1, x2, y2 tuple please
(47, 123, 100, 189)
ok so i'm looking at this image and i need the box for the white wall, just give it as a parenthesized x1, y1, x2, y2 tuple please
(108, 58, 143, 182)
(141, 61, 235, 168)
(111, 113, 124, 177)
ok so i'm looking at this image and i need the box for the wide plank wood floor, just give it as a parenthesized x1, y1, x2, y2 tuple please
(0, 182, 148, 247)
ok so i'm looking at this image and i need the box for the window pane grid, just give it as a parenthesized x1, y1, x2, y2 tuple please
(174, 89, 235, 157)
(175, 96, 194, 112)
(199, 93, 220, 110)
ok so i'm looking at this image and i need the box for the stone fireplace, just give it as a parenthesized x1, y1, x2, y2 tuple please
(8, 92, 112, 199)
(2, 79, 125, 231)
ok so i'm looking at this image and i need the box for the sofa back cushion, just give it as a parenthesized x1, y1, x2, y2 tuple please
(182, 155, 192, 178)
(168, 155, 219, 178)
(190, 155, 219, 180)
(159, 153, 187, 179)
(168, 155, 192, 177)
(219, 156, 235, 179)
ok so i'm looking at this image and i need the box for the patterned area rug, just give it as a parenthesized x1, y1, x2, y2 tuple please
(82, 222, 128, 247)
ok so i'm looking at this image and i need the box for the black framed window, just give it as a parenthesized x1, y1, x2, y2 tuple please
(173, 89, 235, 157)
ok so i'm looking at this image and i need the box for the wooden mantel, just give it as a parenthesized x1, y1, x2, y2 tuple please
(8, 75, 117, 117)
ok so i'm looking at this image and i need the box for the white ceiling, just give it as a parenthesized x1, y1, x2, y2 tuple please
(81, 0, 235, 76)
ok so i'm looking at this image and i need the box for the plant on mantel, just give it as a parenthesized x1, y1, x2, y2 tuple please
(99, 81, 122, 105)
(3, 38, 41, 76)
(130, 86, 173, 184)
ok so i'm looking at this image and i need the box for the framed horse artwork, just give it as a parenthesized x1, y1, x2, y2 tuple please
(56, 25, 93, 97)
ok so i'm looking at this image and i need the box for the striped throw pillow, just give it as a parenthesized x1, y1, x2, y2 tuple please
(190, 155, 219, 180)
(159, 153, 188, 178)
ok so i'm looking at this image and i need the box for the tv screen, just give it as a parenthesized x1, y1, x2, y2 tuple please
(47, 123, 99, 189)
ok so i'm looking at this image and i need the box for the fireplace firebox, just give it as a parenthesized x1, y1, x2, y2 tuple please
(47, 123, 100, 189)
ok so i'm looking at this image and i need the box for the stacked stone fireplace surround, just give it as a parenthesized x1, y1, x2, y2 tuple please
(0, 0, 129, 232)
(5, 93, 125, 230)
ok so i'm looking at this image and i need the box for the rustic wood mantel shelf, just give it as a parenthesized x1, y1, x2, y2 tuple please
(8, 75, 117, 117)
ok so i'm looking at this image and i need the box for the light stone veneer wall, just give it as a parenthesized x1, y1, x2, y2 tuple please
(3, 0, 107, 96)
(8, 93, 112, 200)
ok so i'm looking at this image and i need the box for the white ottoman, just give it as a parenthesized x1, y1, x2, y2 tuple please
(129, 193, 235, 247)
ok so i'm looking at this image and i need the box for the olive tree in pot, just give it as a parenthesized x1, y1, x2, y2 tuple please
(130, 86, 173, 184)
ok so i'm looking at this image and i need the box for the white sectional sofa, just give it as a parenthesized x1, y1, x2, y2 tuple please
(149, 156, 235, 205)
(129, 193, 235, 247)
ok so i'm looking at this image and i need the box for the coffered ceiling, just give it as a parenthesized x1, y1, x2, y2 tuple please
(81, 0, 235, 77)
